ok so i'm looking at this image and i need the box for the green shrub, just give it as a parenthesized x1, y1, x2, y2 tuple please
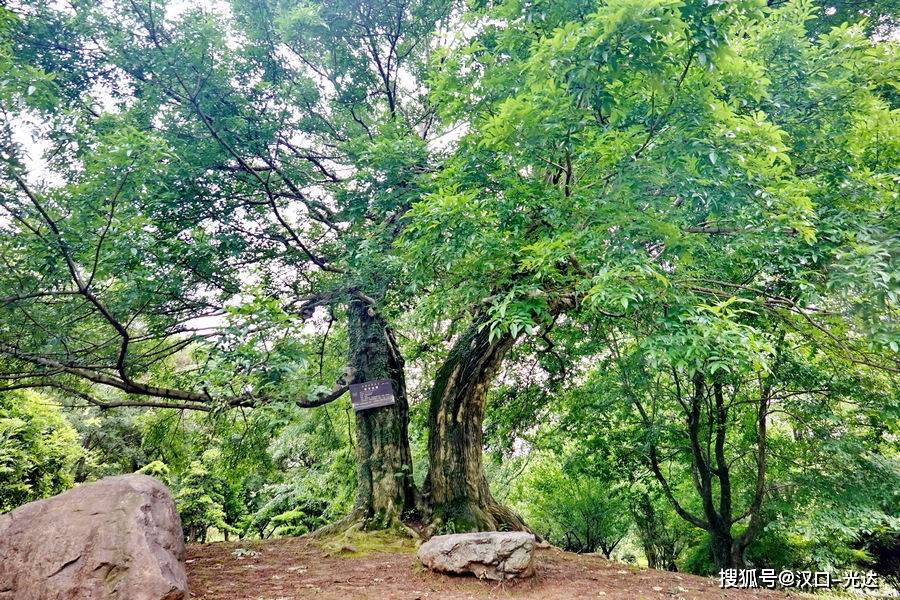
(745, 527, 811, 571)
(681, 538, 716, 576)
(0, 391, 83, 512)
(516, 457, 630, 558)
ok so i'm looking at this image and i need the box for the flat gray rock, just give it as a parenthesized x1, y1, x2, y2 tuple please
(0, 474, 188, 600)
(417, 531, 536, 580)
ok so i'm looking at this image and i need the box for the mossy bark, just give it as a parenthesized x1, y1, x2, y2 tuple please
(344, 298, 416, 529)
(424, 321, 528, 532)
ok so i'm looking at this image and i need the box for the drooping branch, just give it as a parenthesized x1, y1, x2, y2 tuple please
(636, 397, 711, 530)
(2, 162, 357, 412)
(0, 344, 352, 411)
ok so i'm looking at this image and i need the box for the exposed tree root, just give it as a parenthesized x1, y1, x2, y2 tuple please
(310, 509, 422, 540)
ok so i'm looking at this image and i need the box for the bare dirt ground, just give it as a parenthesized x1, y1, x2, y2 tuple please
(186, 534, 793, 600)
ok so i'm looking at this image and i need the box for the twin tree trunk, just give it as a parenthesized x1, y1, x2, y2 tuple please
(423, 322, 528, 532)
(343, 303, 525, 532)
(345, 298, 416, 528)
(342, 307, 764, 555)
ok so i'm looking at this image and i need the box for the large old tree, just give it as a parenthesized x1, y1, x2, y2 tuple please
(0, 0, 449, 528)
(399, 0, 897, 539)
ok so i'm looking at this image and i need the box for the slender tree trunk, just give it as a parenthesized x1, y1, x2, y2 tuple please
(344, 297, 416, 529)
(681, 376, 737, 570)
(424, 321, 527, 532)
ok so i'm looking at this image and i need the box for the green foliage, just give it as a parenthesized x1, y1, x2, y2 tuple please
(0, 391, 83, 512)
(744, 526, 812, 573)
(630, 488, 699, 571)
(70, 407, 152, 480)
(137, 460, 170, 480)
(515, 457, 630, 557)
(245, 402, 355, 538)
(174, 449, 241, 542)
(408, 0, 898, 574)
(681, 539, 717, 576)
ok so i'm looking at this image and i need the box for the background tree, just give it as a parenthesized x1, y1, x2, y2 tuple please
(174, 449, 239, 543)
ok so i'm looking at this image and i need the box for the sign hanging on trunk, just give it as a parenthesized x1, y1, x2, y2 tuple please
(349, 379, 396, 412)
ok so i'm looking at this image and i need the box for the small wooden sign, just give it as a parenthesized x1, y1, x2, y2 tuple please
(349, 379, 396, 412)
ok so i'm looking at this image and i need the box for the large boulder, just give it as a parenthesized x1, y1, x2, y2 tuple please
(417, 531, 536, 580)
(0, 474, 188, 600)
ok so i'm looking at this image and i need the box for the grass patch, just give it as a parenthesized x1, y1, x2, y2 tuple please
(313, 529, 419, 558)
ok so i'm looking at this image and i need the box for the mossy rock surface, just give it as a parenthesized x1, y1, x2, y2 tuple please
(313, 529, 418, 558)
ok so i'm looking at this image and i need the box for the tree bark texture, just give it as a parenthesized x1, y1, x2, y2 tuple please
(424, 320, 527, 532)
(345, 298, 416, 528)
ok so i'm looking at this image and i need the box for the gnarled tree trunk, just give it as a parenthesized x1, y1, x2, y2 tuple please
(343, 298, 416, 529)
(424, 320, 527, 532)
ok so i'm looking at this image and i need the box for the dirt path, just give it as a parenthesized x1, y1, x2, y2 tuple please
(186, 536, 790, 600)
